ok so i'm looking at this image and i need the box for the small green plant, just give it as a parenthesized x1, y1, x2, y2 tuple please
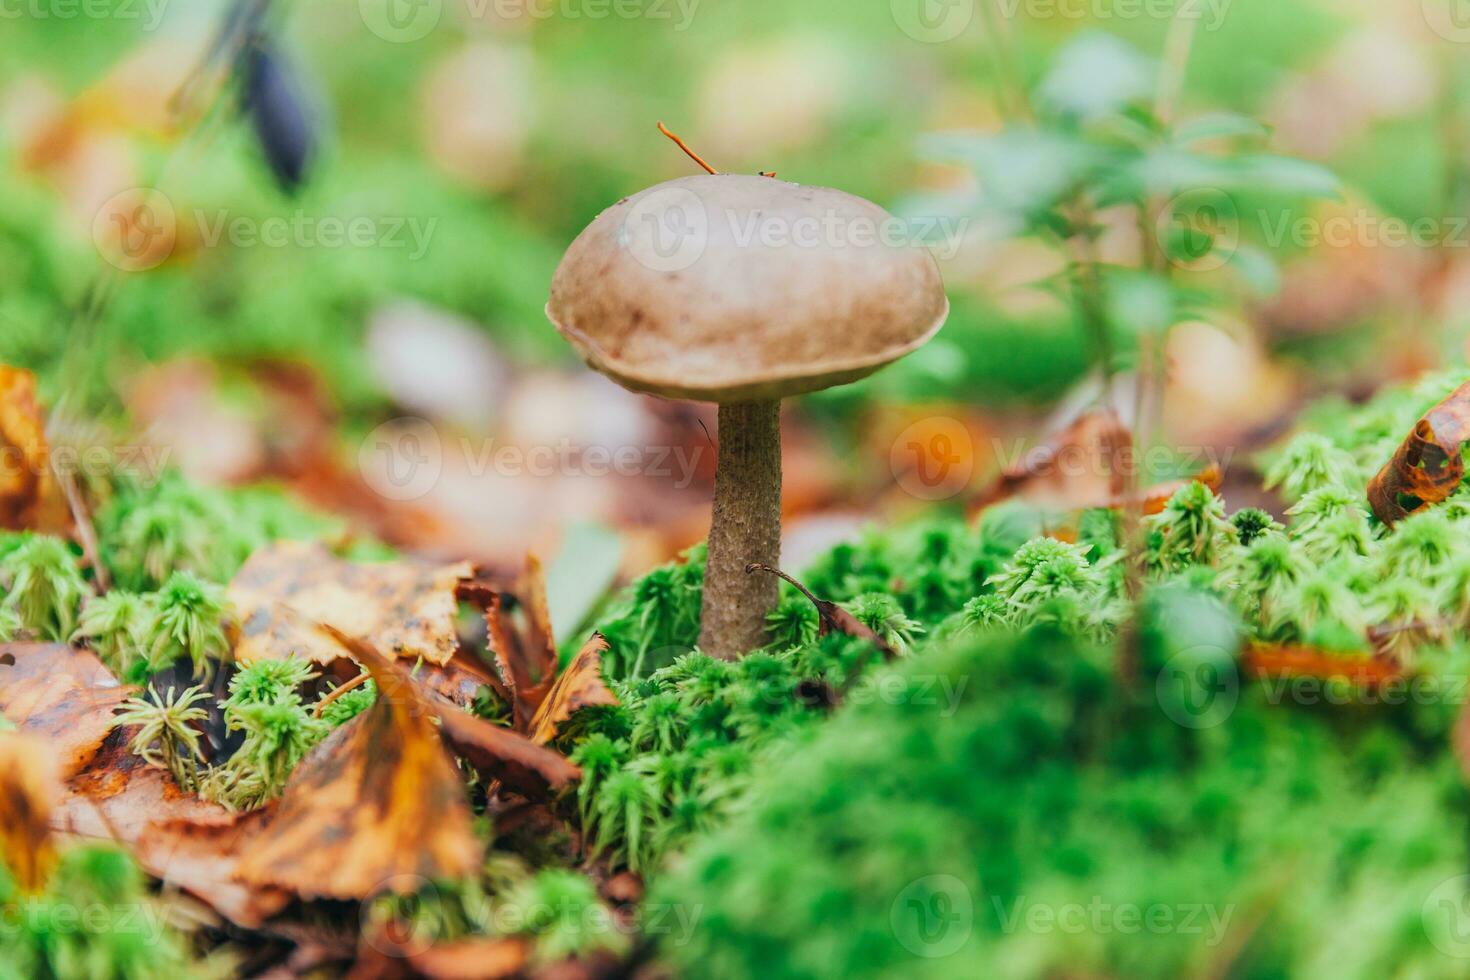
(1262, 432, 1360, 504)
(1145, 482, 1235, 573)
(112, 686, 211, 792)
(0, 604, 21, 642)
(72, 591, 155, 680)
(206, 657, 326, 809)
(0, 534, 88, 641)
(147, 572, 232, 679)
(1230, 507, 1280, 547)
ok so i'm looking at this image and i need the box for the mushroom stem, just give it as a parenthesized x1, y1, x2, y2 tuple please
(700, 400, 782, 659)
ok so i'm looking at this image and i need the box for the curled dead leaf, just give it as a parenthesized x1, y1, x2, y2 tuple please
(0, 732, 60, 893)
(235, 627, 481, 901)
(527, 634, 619, 746)
(1368, 379, 1470, 525)
(230, 541, 472, 665)
(0, 365, 69, 532)
(461, 556, 559, 731)
(435, 705, 580, 800)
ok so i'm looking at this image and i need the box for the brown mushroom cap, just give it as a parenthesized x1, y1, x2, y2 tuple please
(546, 174, 949, 403)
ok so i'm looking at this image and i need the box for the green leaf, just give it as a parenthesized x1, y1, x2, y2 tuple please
(1037, 33, 1155, 121)
(547, 522, 624, 648)
(1172, 113, 1271, 146)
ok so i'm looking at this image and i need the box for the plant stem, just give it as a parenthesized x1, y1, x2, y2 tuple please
(699, 401, 782, 660)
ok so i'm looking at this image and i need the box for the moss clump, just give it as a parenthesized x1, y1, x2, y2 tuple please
(653, 621, 1469, 979)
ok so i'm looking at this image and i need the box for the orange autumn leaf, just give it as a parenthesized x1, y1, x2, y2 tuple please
(0, 366, 68, 532)
(1367, 378, 1470, 526)
(234, 627, 481, 901)
(435, 700, 580, 799)
(1242, 643, 1401, 687)
(229, 541, 472, 666)
(527, 634, 619, 746)
(0, 643, 135, 777)
(0, 733, 61, 893)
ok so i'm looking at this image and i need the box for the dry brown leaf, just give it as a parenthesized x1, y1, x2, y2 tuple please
(0, 732, 60, 892)
(1367, 379, 1470, 525)
(527, 634, 619, 745)
(230, 541, 472, 665)
(0, 643, 134, 776)
(462, 557, 559, 731)
(0, 365, 68, 532)
(235, 627, 481, 901)
(133, 809, 290, 928)
(52, 730, 231, 846)
(434, 705, 580, 800)
(416, 647, 508, 710)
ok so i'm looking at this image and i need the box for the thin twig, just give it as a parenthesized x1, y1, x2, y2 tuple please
(312, 671, 370, 718)
(745, 562, 822, 606)
(58, 466, 109, 593)
(657, 121, 719, 175)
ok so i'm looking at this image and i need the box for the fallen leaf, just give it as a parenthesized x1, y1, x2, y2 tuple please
(745, 564, 897, 661)
(235, 627, 481, 900)
(0, 365, 69, 532)
(52, 729, 231, 847)
(462, 557, 559, 731)
(133, 809, 290, 928)
(0, 732, 60, 892)
(417, 647, 508, 710)
(435, 704, 581, 800)
(0, 643, 134, 776)
(230, 541, 473, 665)
(1243, 643, 1401, 686)
(527, 634, 619, 745)
(1367, 379, 1470, 525)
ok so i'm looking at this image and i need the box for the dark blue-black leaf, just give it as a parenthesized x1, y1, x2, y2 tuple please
(239, 39, 320, 193)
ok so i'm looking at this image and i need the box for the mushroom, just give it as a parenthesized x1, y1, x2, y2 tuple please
(547, 173, 948, 659)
